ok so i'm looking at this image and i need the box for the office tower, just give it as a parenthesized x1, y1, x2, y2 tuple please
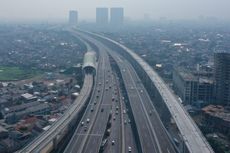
(214, 52, 230, 105)
(69, 10, 78, 25)
(96, 8, 109, 25)
(110, 8, 124, 26)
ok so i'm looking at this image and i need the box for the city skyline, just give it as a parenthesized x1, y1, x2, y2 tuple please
(0, 0, 230, 22)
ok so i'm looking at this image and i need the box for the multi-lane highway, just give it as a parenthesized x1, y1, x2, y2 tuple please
(64, 43, 116, 153)
(77, 29, 214, 153)
(75, 32, 176, 153)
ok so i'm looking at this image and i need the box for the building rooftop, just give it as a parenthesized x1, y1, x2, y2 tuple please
(202, 105, 230, 122)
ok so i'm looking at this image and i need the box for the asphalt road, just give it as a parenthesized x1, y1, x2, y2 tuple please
(64, 42, 116, 153)
(76, 32, 176, 153)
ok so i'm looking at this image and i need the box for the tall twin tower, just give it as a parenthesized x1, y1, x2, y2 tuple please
(96, 7, 124, 26)
(68, 8, 124, 26)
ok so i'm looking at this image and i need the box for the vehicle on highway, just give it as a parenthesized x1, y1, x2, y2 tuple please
(91, 107, 94, 112)
(116, 106, 119, 110)
(101, 108, 104, 112)
(112, 140, 115, 145)
(86, 118, 90, 123)
(84, 126, 87, 131)
(113, 116, 116, 120)
(106, 129, 111, 136)
(115, 110, 119, 115)
(128, 146, 132, 152)
(81, 122, 84, 126)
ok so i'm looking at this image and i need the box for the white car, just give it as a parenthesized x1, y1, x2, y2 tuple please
(128, 146, 132, 152)
(86, 118, 90, 123)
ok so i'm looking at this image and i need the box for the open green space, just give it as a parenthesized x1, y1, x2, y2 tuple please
(0, 66, 41, 81)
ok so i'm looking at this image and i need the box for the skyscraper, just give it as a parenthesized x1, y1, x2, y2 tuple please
(96, 8, 109, 25)
(69, 10, 78, 25)
(214, 52, 230, 105)
(110, 8, 124, 26)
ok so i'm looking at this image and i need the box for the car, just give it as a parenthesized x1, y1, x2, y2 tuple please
(86, 118, 90, 123)
(84, 126, 87, 131)
(140, 90, 143, 93)
(116, 106, 119, 110)
(111, 140, 115, 145)
(94, 101, 97, 105)
(101, 108, 104, 112)
(113, 116, 116, 120)
(124, 120, 127, 124)
(128, 119, 131, 123)
(91, 107, 94, 112)
(128, 146, 132, 152)
(115, 110, 119, 115)
(81, 122, 84, 126)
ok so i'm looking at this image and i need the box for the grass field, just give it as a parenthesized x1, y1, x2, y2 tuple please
(0, 66, 41, 81)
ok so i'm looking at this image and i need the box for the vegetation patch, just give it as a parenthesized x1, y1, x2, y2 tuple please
(0, 66, 41, 81)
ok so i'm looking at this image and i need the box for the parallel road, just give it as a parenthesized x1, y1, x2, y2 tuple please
(64, 42, 115, 153)
(76, 32, 175, 153)
(78, 29, 214, 153)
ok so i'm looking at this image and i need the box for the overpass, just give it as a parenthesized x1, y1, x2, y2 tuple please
(78, 29, 214, 153)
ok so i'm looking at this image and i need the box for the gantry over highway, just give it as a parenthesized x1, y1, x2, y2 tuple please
(76, 29, 214, 153)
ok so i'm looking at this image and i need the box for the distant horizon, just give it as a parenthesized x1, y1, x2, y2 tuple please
(1, 15, 230, 24)
(1, 0, 230, 22)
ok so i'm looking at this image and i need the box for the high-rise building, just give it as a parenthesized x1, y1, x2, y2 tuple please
(214, 52, 230, 105)
(110, 8, 124, 26)
(173, 68, 214, 105)
(96, 8, 109, 25)
(69, 10, 78, 25)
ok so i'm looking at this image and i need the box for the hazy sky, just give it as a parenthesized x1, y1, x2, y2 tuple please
(0, 0, 230, 21)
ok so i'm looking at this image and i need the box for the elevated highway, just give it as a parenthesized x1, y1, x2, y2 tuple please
(76, 29, 214, 153)
(76, 32, 176, 153)
(64, 43, 115, 153)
